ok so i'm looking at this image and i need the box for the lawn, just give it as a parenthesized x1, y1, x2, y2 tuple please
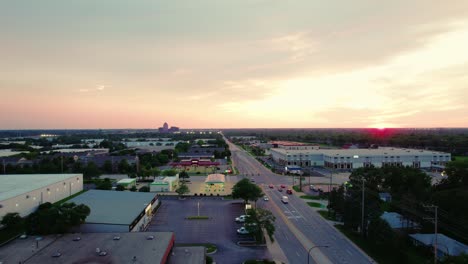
(300, 195, 326, 200)
(453, 156, 468, 162)
(292, 185, 303, 192)
(317, 210, 336, 221)
(335, 225, 429, 264)
(306, 202, 324, 208)
(0, 227, 22, 245)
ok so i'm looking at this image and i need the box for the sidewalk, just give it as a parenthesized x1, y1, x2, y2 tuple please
(263, 230, 288, 264)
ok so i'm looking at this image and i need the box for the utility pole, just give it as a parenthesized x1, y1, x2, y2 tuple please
(361, 178, 365, 236)
(424, 205, 439, 264)
(61, 155, 64, 173)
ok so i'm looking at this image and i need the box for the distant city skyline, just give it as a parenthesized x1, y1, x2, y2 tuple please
(1, 1, 468, 129)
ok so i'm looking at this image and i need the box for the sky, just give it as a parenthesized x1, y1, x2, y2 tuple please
(1, 1, 468, 129)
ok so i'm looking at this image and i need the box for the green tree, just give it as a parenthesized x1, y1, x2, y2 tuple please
(103, 160, 113, 173)
(256, 208, 276, 242)
(162, 169, 177, 176)
(83, 162, 101, 179)
(176, 182, 190, 196)
(179, 170, 190, 182)
(96, 178, 112, 190)
(139, 186, 150, 192)
(232, 178, 264, 204)
(118, 159, 130, 173)
(1, 212, 23, 229)
(130, 185, 137, 192)
(441, 254, 468, 264)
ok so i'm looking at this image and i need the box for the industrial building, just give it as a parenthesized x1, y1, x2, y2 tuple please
(0, 174, 83, 219)
(69, 190, 159, 232)
(270, 147, 451, 169)
(1, 232, 176, 264)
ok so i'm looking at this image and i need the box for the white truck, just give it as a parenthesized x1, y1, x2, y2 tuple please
(281, 196, 289, 204)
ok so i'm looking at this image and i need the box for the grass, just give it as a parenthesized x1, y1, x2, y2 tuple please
(306, 202, 324, 208)
(317, 210, 336, 221)
(186, 216, 210, 220)
(292, 185, 302, 192)
(0, 227, 22, 245)
(453, 156, 468, 162)
(300, 195, 326, 200)
(335, 225, 429, 264)
(54, 190, 87, 205)
(175, 243, 217, 254)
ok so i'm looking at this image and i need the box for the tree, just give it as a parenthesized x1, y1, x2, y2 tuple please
(1, 212, 23, 229)
(176, 182, 190, 197)
(96, 178, 112, 190)
(179, 170, 190, 182)
(162, 169, 177, 176)
(130, 185, 137, 192)
(83, 162, 101, 179)
(118, 159, 130, 173)
(256, 208, 276, 242)
(441, 254, 468, 264)
(103, 160, 113, 173)
(116, 184, 125, 191)
(232, 178, 264, 204)
(139, 186, 150, 192)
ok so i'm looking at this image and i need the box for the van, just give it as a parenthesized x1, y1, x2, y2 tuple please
(281, 196, 289, 204)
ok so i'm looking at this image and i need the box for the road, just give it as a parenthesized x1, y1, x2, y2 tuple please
(226, 138, 375, 264)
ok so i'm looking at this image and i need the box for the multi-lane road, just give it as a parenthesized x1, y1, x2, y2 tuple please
(226, 138, 375, 264)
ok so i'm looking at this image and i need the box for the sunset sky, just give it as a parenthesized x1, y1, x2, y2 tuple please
(1, 1, 468, 129)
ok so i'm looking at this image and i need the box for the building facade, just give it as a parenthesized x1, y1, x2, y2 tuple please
(0, 174, 83, 219)
(270, 147, 451, 169)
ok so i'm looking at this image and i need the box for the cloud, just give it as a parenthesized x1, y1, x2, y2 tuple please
(96, 85, 109, 91)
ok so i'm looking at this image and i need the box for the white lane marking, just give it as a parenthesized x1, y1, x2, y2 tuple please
(346, 249, 353, 256)
(296, 251, 300, 257)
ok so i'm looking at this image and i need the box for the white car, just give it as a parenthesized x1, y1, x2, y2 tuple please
(263, 196, 269, 201)
(237, 227, 250, 235)
(235, 215, 249, 223)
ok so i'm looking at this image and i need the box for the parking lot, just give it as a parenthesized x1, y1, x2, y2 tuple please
(147, 197, 269, 264)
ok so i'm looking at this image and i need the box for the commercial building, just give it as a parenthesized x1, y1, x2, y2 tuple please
(69, 190, 159, 232)
(117, 178, 136, 188)
(204, 174, 225, 194)
(410, 233, 468, 258)
(7, 232, 175, 264)
(0, 174, 83, 219)
(270, 147, 451, 169)
(151, 175, 179, 192)
(270, 141, 320, 150)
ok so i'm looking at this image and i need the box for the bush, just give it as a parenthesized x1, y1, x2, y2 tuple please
(138, 186, 150, 192)
(206, 255, 213, 264)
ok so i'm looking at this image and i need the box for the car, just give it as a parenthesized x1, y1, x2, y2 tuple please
(113, 236, 121, 240)
(146, 235, 155, 240)
(51, 252, 62, 258)
(281, 184, 286, 188)
(278, 188, 283, 192)
(235, 215, 249, 222)
(269, 184, 274, 188)
(310, 184, 318, 191)
(19, 234, 27, 239)
(237, 227, 250, 235)
(286, 189, 293, 194)
(263, 196, 269, 201)
(72, 237, 81, 241)
(99, 251, 108, 256)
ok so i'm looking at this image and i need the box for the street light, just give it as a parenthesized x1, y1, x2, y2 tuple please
(307, 245, 329, 264)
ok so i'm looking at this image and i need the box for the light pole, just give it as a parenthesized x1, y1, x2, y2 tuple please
(307, 245, 329, 264)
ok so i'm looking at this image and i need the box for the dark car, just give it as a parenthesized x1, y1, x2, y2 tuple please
(281, 184, 286, 188)
(269, 184, 274, 188)
(286, 189, 293, 194)
(278, 188, 283, 192)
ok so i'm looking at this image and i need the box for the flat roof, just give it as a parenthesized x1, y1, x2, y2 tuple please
(410, 233, 468, 256)
(205, 174, 225, 183)
(23, 232, 174, 264)
(117, 178, 136, 184)
(271, 147, 450, 156)
(0, 174, 82, 201)
(169, 246, 205, 264)
(69, 190, 156, 225)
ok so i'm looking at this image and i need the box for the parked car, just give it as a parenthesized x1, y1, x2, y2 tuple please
(286, 189, 293, 194)
(280, 184, 286, 188)
(237, 227, 250, 235)
(235, 215, 250, 223)
(269, 184, 274, 188)
(263, 196, 269, 201)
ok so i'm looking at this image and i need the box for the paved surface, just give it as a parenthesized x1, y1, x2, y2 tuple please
(226, 137, 375, 264)
(147, 197, 269, 264)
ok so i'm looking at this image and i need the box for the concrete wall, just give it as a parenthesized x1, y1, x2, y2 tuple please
(0, 175, 83, 219)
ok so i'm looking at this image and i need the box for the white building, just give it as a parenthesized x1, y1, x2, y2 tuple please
(150, 174, 179, 192)
(0, 174, 83, 219)
(270, 147, 451, 169)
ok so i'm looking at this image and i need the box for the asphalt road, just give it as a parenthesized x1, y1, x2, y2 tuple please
(226, 138, 375, 264)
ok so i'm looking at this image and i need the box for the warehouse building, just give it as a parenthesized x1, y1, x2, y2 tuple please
(150, 175, 179, 192)
(270, 147, 451, 169)
(69, 190, 159, 233)
(2, 232, 176, 264)
(0, 174, 83, 219)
